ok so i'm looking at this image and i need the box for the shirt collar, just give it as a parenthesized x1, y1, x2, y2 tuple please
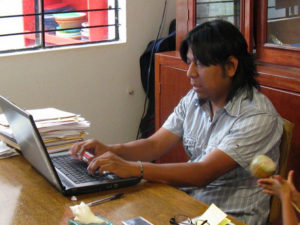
(193, 88, 252, 117)
(224, 88, 250, 117)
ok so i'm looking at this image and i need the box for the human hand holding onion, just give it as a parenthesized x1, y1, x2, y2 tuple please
(253, 155, 300, 213)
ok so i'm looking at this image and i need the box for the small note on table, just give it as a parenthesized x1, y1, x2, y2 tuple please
(191, 203, 231, 225)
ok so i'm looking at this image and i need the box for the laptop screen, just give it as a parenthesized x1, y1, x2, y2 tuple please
(0, 96, 63, 192)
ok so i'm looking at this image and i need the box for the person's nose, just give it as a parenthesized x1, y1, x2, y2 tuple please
(187, 62, 198, 78)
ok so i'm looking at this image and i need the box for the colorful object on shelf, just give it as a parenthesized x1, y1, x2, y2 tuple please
(55, 19, 85, 29)
(56, 27, 81, 40)
(54, 12, 86, 40)
(250, 155, 276, 178)
(44, 3, 74, 33)
(54, 12, 87, 41)
(54, 12, 86, 21)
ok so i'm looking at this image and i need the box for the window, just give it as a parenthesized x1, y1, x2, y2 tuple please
(0, 0, 122, 53)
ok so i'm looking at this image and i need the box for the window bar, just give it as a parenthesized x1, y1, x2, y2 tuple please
(196, 0, 234, 4)
(114, 0, 120, 40)
(34, 0, 41, 46)
(41, 0, 45, 48)
(197, 0, 235, 5)
(196, 15, 235, 19)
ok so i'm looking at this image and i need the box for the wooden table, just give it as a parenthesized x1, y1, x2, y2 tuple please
(0, 155, 246, 225)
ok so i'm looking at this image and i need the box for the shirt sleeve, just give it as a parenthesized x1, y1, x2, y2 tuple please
(162, 90, 194, 137)
(218, 113, 283, 171)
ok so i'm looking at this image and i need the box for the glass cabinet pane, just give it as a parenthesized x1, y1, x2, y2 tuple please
(195, 0, 240, 29)
(267, 0, 300, 48)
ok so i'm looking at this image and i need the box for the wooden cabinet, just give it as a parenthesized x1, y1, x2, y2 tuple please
(155, 0, 300, 189)
(155, 52, 190, 163)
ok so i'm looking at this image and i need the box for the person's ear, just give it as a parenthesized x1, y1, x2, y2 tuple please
(225, 56, 238, 78)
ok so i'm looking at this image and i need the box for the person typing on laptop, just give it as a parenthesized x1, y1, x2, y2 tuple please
(0, 96, 140, 195)
(70, 20, 283, 225)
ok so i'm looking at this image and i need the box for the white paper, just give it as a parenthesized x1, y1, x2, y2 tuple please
(192, 204, 227, 225)
(0, 108, 90, 154)
(0, 141, 19, 159)
(27, 108, 77, 122)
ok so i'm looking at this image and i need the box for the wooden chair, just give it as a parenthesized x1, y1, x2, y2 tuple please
(268, 119, 294, 224)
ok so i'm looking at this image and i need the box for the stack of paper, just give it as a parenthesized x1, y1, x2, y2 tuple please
(0, 108, 90, 153)
(0, 141, 19, 159)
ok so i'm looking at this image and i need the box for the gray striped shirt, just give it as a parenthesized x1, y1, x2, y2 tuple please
(163, 88, 283, 225)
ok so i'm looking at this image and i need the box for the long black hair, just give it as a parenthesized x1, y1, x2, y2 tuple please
(180, 19, 259, 101)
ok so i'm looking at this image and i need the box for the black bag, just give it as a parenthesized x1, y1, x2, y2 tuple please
(138, 20, 176, 138)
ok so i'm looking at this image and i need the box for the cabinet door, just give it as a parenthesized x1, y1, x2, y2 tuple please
(256, 0, 300, 67)
(176, 0, 251, 50)
(155, 53, 191, 163)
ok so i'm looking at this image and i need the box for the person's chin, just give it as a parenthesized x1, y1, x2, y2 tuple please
(192, 87, 204, 96)
(194, 92, 208, 104)
(195, 91, 207, 99)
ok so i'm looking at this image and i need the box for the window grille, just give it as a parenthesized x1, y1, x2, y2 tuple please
(0, 0, 120, 54)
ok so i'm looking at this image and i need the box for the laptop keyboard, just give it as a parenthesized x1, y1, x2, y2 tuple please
(51, 154, 120, 184)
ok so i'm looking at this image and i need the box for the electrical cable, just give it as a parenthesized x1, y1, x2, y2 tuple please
(136, 0, 168, 140)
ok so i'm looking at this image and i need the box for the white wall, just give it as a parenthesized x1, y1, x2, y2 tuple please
(0, 0, 176, 144)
